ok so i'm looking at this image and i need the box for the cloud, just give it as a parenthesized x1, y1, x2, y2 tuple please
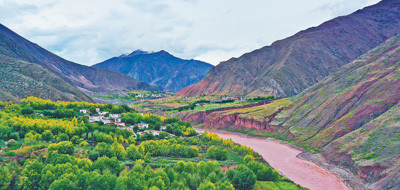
(1, 0, 381, 65)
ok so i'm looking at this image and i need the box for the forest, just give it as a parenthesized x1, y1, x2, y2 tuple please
(0, 97, 304, 190)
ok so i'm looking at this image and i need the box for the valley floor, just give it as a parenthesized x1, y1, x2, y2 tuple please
(196, 129, 351, 190)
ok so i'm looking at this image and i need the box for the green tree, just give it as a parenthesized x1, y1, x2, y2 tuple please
(21, 107, 34, 115)
(126, 145, 143, 160)
(0, 166, 12, 190)
(198, 181, 216, 190)
(19, 159, 45, 190)
(92, 156, 123, 175)
(49, 178, 77, 190)
(47, 141, 74, 159)
(207, 146, 229, 161)
(144, 153, 152, 163)
(231, 165, 256, 190)
(88, 150, 100, 161)
(57, 133, 69, 142)
(41, 130, 53, 142)
(110, 142, 126, 160)
(243, 155, 255, 164)
(110, 106, 125, 114)
(215, 180, 235, 190)
(94, 142, 113, 158)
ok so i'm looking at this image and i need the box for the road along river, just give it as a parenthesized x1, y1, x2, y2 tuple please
(196, 129, 351, 190)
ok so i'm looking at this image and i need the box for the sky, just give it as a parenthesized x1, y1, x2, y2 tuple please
(0, 0, 381, 66)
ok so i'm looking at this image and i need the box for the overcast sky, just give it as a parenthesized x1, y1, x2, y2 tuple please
(1, 0, 380, 66)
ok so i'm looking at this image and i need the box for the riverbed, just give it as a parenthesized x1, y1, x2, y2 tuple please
(198, 130, 351, 190)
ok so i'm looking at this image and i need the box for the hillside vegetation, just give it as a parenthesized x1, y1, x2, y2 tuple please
(0, 97, 305, 190)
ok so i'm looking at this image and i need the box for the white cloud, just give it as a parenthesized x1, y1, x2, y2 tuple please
(0, 0, 381, 65)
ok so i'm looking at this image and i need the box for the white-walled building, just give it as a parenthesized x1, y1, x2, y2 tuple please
(109, 114, 121, 118)
(80, 109, 88, 114)
(138, 122, 149, 129)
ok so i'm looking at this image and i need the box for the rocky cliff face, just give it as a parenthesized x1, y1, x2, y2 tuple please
(183, 100, 272, 123)
(92, 50, 212, 92)
(0, 24, 156, 97)
(191, 34, 400, 189)
(177, 0, 400, 98)
(277, 34, 400, 189)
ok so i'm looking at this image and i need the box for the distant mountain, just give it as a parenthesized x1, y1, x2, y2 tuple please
(92, 50, 212, 92)
(177, 0, 400, 97)
(0, 24, 157, 100)
(270, 34, 400, 189)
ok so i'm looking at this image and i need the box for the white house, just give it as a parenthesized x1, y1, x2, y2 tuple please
(138, 122, 149, 129)
(34, 113, 44, 117)
(135, 94, 145, 98)
(160, 126, 167, 131)
(102, 119, 113, 125)
(137, 131, 148, 136)
(115, 118, 122, 123)
(99, 111, 108, 116)
(115, 122, 125, 127)
(88, 116, 103, 123)
(95, 108, 100, 113)
(148, 130, 159, 136)
(80, 109, 88, 114)
(118, 126, 132, 131)
(109, 114, 121, 118)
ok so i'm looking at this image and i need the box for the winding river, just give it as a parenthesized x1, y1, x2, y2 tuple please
(198, 130, 351, 190)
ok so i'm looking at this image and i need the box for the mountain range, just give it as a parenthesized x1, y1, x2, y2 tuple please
(189, 32, 400, 190)
(0, 24, 159, 102)
(177, 0, 400, 98)
(92, 50, 212, 92)
(273, 33, 400, 190)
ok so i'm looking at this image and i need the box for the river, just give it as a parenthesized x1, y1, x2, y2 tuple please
(198, 130, 351, 190)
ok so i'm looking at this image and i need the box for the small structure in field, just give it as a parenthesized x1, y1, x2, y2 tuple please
(89, 116, 103, 123)
(98, 111, 108, 116)
(148, 130, 159, 136)
(79, 109, 88, 114)
(138, 122, 149, 129)
(109, 114, 121, 118)
(115, 122, 125, 127)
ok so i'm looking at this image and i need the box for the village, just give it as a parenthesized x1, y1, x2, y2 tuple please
(81, 108, 174, 139)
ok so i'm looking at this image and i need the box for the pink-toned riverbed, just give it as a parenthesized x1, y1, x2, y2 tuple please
(202, 130, 351, 190)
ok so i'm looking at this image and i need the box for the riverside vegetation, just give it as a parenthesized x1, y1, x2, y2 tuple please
(0, 97, 305, 190)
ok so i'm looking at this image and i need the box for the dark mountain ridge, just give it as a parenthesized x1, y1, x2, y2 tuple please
(0, 24, 156, 97)
(93, 50, 212, 92)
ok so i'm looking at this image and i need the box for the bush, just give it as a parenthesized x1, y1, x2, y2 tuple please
(42, 130, 53, 142)
(21, 107, 34, 115)
(230, 165, 256, 190)
(6, 139, 17, 147)
(47, 141, 74, 159)
(207, 146, 229, 161)
(88, 150, 100, 161)
(243, 155, 255, 164)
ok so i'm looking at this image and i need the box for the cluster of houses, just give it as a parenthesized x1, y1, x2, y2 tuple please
(135, 93, 164, 99)
(80, 108, 173, 138)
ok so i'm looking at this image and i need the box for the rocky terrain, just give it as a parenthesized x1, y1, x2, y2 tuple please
(0, 24, 156, 99)
(193, 34, 400, 189)
(0, 54, 92, 102)
(93, 50, 212, 92)
(177, 0, 400, 98)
